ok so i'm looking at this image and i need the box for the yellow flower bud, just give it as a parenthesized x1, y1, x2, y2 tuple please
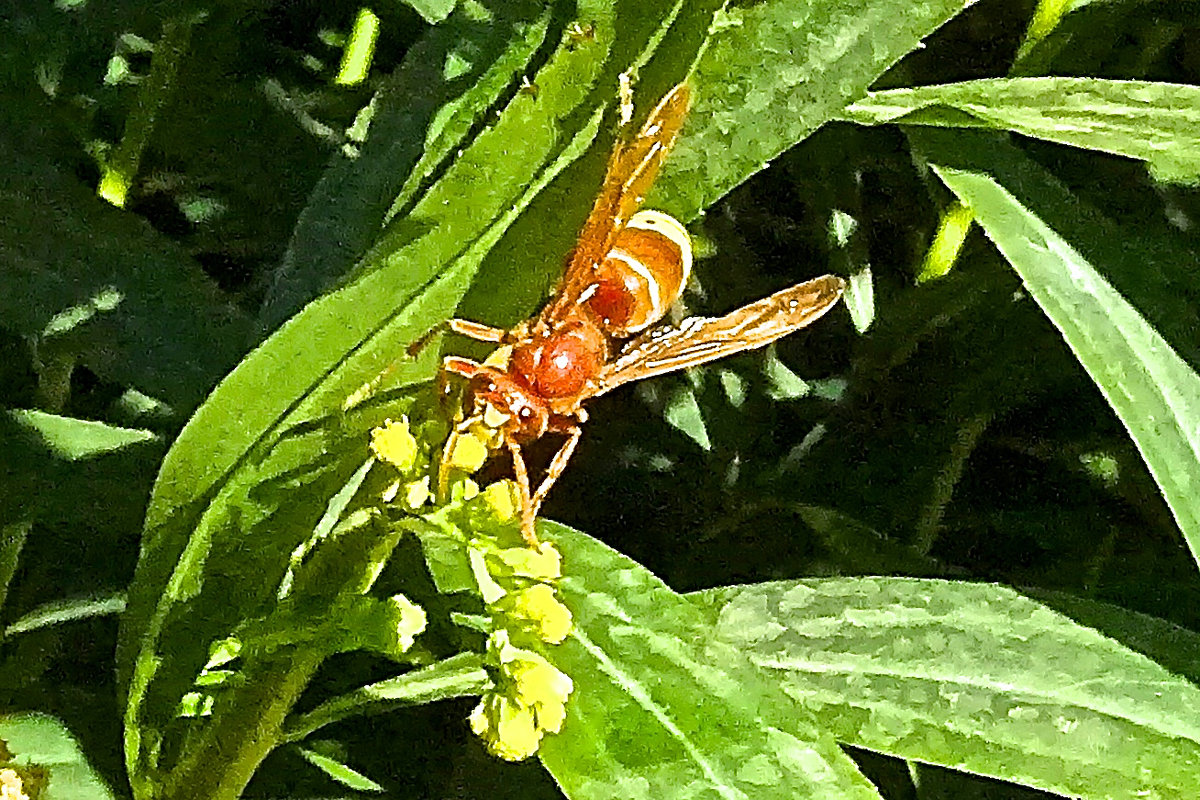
(370, 418, 418, 472)
(446, 428, 490, 473)
(499, 584, 573, 644)
(468, 694, 541, 761)
(469, 631, 574, 761)
(481, 480, 519, 522)
(403, 476, 432, 509)
(495, 541, 562, 581)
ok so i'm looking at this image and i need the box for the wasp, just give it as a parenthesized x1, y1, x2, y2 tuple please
(440, 83, 845, 543)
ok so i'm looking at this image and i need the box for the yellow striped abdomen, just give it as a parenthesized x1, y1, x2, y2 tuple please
(584, 210, 693, 336)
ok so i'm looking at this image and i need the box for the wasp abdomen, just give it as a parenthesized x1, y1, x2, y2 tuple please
(587, 209, 692, 336)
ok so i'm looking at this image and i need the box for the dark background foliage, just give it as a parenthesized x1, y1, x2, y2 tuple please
(2, 0, 1199, 797)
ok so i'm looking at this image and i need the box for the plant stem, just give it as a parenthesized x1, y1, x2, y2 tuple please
(98, 15, 196, 207)
(161, 644, 325, 800)
(912, 411, 993, 556)
(282, 651, 490, 743)
(334, 7, 380, 87)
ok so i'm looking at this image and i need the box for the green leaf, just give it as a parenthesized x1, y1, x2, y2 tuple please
(0, 408, 164, 536)
(263, 0, 552, 327)
(5, 410, 156, 461)
(407, 515, 479, 596)
(931, 163, 1200, 571)
(283, 652, 489, 743)
(761, 354, 811, 402)
(664, 385, 711, 451)
(295, 746, 385, 792)
(843, 78, 1200, 182)
(1024, 589, 1200, 686)
(539, 524, 880, 800)
(693, 579, 1200, 798)
(402, 0, 457, 26)
(5, 593, 126, 638)
(654, 0, 977, 222)
(0, 151, 252, 410)
(333, 8, 381, 87)
(908, 128, 1200, 368)
(844, 267, 875, 333)
(0, 713, 118, 800)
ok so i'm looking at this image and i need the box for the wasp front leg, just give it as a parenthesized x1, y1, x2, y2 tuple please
(437, 356, 486, 501)
(502, 418, 585, 546)
(448, 318, 509, 344)
(405, 317, 510, 365)
(346, 319, 510, 412)
(440, 410, 541, 546)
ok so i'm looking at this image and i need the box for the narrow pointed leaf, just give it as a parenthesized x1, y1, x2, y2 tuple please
(844, 78, 1200, 182)
(933, 163, 1200, 569)
(654, 0, 977, 222)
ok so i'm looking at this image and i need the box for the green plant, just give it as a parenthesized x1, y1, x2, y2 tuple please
(3, 0, 1200, 798)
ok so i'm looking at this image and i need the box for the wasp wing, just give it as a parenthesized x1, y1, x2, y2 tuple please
(590, 275, 846, 397)
(539, 83, 691, 327)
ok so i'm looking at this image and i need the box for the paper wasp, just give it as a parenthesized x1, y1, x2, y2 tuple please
(440, 82, 845, 544)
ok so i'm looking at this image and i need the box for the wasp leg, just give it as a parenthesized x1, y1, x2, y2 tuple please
(528, 424, 584, 524)
(436, 356, 483, 501)
(406, 318, 508, 362)
(448, 318, 509, 343)
(345, 336, 454, 412)
(343, 367, 390, 411)
(505, 438, 540, 546)
(439, 355, 480, 409)
(438, 411, 485, 503)
(348, 318, 500, 410)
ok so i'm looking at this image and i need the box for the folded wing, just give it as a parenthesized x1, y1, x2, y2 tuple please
(540, 83, 692, 328)
(591, 274, 846, 397)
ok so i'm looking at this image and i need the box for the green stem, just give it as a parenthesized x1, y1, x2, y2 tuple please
(33, 345, 75, 413)
(912, 411, 993, 556)
(334, 7, 380, 87)
(1014, 0, 1074, 63)
(282, 651, 490, 743)
(917, 200, 974, 284)
(162, 644, 326, 800)
(153, 508, 406, 799)
(0, 520, 32, 618)
(99, 16, 196, 207)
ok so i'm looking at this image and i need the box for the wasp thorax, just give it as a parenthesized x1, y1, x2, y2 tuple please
(509, 322, 607, 399)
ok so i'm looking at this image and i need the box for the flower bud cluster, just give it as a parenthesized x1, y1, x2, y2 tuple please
(370, 415, 575, 761)
(464, 483, 574, 761)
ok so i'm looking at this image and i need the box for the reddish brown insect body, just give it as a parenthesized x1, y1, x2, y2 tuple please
(441, 83, 845, 544)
